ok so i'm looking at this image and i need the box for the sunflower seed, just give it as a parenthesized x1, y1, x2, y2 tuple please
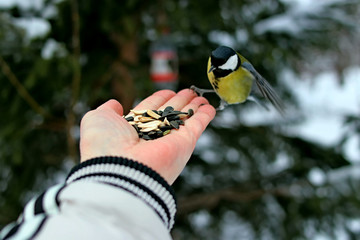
(133, 125, 139, 132)
(125, 116, 134, 121)
(137, 120, 162, 128)
(140, 125, 159, 132)
(159, 125, 172, 131)
(170, 120, 180, 129)
(138, 116, 154, 123)
(187, 108, 194, 117)
(164, 106, 174, 113)
(130, 109, 147, 115)
(147, 110, 161, 119)
(134, 115, 142, 122)
(167, 115, 180, 121)
(163, 117, 170, 126)
(142, 135, 152, 140)
(124, 106, 194, 140)
(163, 130, 171, 136)
(156, 130, 163, 137)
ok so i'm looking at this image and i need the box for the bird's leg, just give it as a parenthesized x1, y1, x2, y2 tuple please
(216, 99, 228, 111)
(190, 85, 216, 97)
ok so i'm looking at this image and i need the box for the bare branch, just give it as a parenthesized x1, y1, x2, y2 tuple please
(0, 55, 50, 118)
(66, 0, 81, 162)
(177, 186, 291, 216)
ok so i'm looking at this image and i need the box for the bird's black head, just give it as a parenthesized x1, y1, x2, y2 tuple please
(209, 46, 240, 77)
(211, 46, 237, 67)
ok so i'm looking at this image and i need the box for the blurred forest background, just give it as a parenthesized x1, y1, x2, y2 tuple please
(1, 0, 360, 239)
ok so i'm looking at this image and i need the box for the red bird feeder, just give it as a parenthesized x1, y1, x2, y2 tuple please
(150, 34, 178, 90)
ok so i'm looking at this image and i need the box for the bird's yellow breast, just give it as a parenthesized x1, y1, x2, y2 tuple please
(207, 58, 253, 104)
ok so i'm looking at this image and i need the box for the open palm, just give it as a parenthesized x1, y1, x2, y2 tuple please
(79, 89, 216, 184)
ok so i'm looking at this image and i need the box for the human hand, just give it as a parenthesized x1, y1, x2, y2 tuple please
(79, 89, 216, 184)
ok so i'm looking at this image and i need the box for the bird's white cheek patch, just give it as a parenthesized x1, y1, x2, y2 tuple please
(219, 54, 238, 71)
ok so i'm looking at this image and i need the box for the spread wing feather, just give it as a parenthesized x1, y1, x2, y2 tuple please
(242, 62, 285, 115)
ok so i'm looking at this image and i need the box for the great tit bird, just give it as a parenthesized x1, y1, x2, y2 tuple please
(191, 46, 285, 115)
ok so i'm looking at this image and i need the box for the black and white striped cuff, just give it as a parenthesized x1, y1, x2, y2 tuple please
(0, 184, 65, 240)
(65, 156, 177, 230)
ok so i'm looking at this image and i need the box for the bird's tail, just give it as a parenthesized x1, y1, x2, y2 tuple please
(248, 95, 270, 111)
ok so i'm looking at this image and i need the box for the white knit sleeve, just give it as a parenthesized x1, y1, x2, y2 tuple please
(0, 156, 176, 240)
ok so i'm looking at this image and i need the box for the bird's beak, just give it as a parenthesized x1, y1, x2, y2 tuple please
(208, 65, 216, 73)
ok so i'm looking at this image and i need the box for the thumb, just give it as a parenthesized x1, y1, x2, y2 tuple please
(97, 99, 124, 116)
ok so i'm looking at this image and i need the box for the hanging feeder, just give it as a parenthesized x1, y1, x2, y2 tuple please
(150, 32, 178, 91)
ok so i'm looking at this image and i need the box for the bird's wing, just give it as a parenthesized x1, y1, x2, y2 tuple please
(242, 62, 285, 115)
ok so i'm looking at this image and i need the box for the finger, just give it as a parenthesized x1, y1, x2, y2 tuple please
(97, 99, 123, 115)
(180, 96, 210, 114)
(133, 90, 176, 111)
(157, 96, 214, 142)
(158, 102, 215, 147)
(181, 103, 216, 140)
(158, 89, 198, 111)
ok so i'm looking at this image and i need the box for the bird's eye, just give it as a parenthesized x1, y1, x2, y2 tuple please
(211, 57, 225, 68)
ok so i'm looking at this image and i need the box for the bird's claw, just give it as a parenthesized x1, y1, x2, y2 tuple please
(190, 85, 202, 97)
(190, 85, 216, 97)
(190, 85, 205, 97)
(215, 100, 228, 111)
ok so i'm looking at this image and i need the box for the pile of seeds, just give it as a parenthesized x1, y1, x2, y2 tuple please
(124, 106, 194, 140)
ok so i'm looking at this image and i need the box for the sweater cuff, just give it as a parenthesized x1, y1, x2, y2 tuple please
(65, 156, 176, 230)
